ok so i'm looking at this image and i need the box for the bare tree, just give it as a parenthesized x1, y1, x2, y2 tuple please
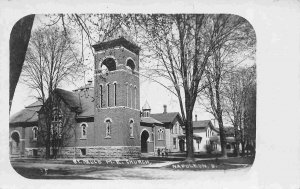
(243, 75, 256, 156)
(38, 90, 77, 159)
(224, 65, 256, 155)
(200, 15, 255, 157)
(222, 65, 256, 156)
(128, 14, 248, 161)
(21, 26, 83, 158)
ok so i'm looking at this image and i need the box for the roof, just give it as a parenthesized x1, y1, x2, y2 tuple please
(10, 99, 42, 126)
(77, 89, 94, 118)
(10, 108, 39, 126)
(182, 120, 219, 133)
(142, 101, 151, 110)
(55, 88, 94, 118)
(192, 120, 212, 128)
(73, 81, 94, 91)
(92, 37, 141, 55)
(25, 99, 43, 108)
(151, 112, 181, 124)
(10, 88, 95, 126)
(209, 136, 236, 143)
(54, 88, 81, 109)
(178, 133, 202, 140)
(141, 117, 163, 126)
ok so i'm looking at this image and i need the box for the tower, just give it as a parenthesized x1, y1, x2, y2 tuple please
(92, 36, 141, 158)
(142, 101, 151, 117)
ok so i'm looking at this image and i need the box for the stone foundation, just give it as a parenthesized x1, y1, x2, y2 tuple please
(25, 148, 45, 158)
(25, 146, 141, 159)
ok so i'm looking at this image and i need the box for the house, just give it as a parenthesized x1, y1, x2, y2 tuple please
(151, 105, 184, 153)
(180, 116, 220, 153)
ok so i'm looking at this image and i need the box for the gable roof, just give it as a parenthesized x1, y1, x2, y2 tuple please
(54, 88, 81, 109)
(10, 106, 41, 126)
(141, 117, 163, 127)
(142, 101, 151, 110)
(192, 120, 212, 128)
(151, 112, 182, 125)
(25, 99, 43, 108)
(10, 87, 95, 126)
(10, 98, 43, 126)
(54, 88, 94, 118)
(182, 120, 219, 133)
(76, 89, 94, 118)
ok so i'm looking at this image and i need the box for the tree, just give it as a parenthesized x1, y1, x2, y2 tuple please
(199, 14, 255, 157)
(223, 65, 256, 156)
(38, 90, 77, 159)
(21, 26, 83, 158)
(128, 14, 248, 161)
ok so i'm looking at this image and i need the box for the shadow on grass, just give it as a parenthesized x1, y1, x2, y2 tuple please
(12, 166, 110, 179)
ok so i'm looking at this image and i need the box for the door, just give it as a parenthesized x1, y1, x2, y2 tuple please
(179, 139, 185, 152)
(141, 130, 149, 153)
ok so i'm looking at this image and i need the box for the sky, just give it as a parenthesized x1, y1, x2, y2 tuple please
(11, 65, 214, 122)
(10, 14, 234, 125)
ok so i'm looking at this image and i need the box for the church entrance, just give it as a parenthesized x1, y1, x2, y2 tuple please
(141, 130, 149, 153)
(179, 139, 185, 152)
(11, 131, 20, 155)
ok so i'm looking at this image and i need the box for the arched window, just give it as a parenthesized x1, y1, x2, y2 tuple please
(52, 107, 62, 138)
(80, 123, 88, 139)
(99, 85, 103, 108)
(104, 118, 112, 138)
(32, 126, 38, 140)
(126, 58, 135, 71)
(158, 128, 164, 140)
(11, 131, 20, 147)
(134, 86, 137, 109)
(130, 84, 133, 108)
(101, 57, 116, 72)
(129, 119, 134, 138)
(125, 82, 129, 107)
(113, 82, 117, 106)
(107, 83, 110, 107)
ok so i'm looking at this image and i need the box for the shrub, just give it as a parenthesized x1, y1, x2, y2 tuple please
(205, 144, 213, 154)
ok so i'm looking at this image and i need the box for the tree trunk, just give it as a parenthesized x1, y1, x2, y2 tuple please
(235, 142, 240, 157)
(234, 124, 240, 156)
(215, 78, 227, 158)
(241, 141, 245, 156)
(218, 117, 227, 158)
(185, 109, 194, 162)
(45, 94, 53, 159)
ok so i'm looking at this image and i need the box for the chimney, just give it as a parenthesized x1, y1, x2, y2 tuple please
(163, 105, 167, 113)
(195, 114, 198, 121)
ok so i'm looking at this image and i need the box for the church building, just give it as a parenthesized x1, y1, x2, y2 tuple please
(9, 36, 143, 158)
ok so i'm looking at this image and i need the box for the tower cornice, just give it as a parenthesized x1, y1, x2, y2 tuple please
(92, 37, 141, 55)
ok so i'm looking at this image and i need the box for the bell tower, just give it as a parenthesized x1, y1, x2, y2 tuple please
(92, 36, 141, 158)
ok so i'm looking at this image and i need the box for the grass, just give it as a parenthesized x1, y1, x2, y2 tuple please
(164, 156, 254, 170)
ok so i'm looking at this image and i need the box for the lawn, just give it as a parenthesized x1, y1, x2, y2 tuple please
(165, 156, 255, 170)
